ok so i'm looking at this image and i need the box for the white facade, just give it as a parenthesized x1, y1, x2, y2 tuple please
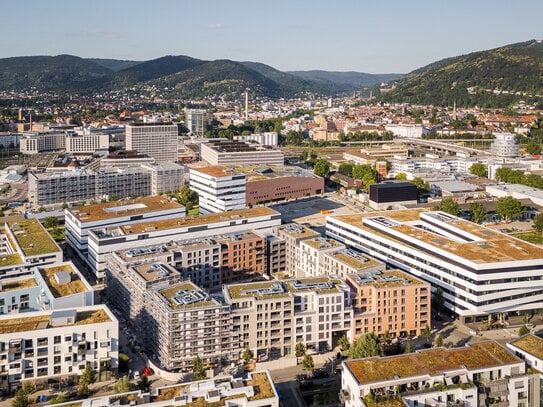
(327, 209, 543, 318)
(491, 132, 520, 158)
(200, 141, 285, 166)
(20, 133, 66, 154)
(126, 123, 178, 162)
(384, 124, 429, 139)
(234, 132, 279, 146)
(298, 238, 345, 278)
(0, 305, 118, 387)
(189, 167, 246, 214)
(65, 133, 109, 154)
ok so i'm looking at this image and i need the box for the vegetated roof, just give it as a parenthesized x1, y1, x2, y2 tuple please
(349, 269, 426, 288)
(329, 250, 383, 270)
(39, 264, 88, 298)
(68, 196, 183, 222)
(509, 334, 543, 361)
(227, 281, 291, 300)
(8, 219, 59, 257)
(0, 278, 37, 292)
(345, 342, 520, 384)
(159, 283, 217, 310)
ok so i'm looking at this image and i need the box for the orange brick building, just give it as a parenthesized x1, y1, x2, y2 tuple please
(217, 232, 266, 284)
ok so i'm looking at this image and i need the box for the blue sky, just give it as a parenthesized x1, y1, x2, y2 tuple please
(2, 0, 542, 73)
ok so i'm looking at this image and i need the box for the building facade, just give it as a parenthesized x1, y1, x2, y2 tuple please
(125, 123, 178, 162)
(189, 167, 246, 214)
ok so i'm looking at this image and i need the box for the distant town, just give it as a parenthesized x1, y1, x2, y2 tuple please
(2, 88, 543, 407)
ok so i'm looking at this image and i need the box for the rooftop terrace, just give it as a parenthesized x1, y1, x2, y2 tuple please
(345, 342, 520, 384)
(0, 277, 37, 292)
(134, 262, 178, 282)
(328, 249, 383, 270)
(276, 223, 320, 239)
(159, 283, 217, 310)
(69, 196, 183, 222)
(350, 269, 425, 288)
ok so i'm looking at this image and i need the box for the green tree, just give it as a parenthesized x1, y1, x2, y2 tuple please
(313, 159, 331, 178)
(242, 346, 254, 363)
(526, 140, 542, 155)
(525, 174, 543, 189)
(118, 353, 130, 373)
(114, 375, 135, 393)
(44, 216, 59, 229)
(338, 335, 350, 351)
(80, 363, 97, 386)
(434, 334, 444, 347)
(470, 202, 488, 224)
(432, 287, 445, 311)
(12, 388, 30, 407)
(301, 355, 315, 375)
(436, 197, 460, 216)
(285, 130, 305, 146)
(469, 163, 488, 178)
(77, 382, 91, 399)
(533, 213, 543, 234)
(395, 173, 408, 180)
(362, 173, 377, 192)
(404, 340, 414, 354)
(338, 162, 354, 177)
(48, 394, 68, 404)
(421, 324, 432, 344)
(352, 164, 376, 181)
(192, 356, 206, 381)
(495, 196, 524, 222)
(348, 333, 383, 359)
(519, 325, 530, 336)
(295, 342, 306, 358)
(137, 375, 151, 393)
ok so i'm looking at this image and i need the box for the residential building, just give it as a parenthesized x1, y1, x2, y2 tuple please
(254, 230, 286, 276)
(65, 196, 185, 271)
(491, 132, 520, 158)
(345, 269, 430, 339)
(344, 145, 409, 165)
(0, 219, 62, 281)
(185, 108, 208, 137)
(87, 207, 281, 278)
(341, 342, 538, 407)
(141, 161, 184, 196)
(384, 124, 430, 138)
(507, 334, 543, 375)
(223, 277, 352, 360)
(28, 171, 97, 207)
(125, 123, 178, 162)
(327, 209, 543, 320)
(217, 232, 266, 284)
(321, 249, 385, 279)
(20, 133, 65, 154)
(189, 166, 246, 214)
(298, 237, 345, 278)
(200, 140, 284, 166)
(273, 224, 320, 276)
(147, 281, 237, 371)
(0, 305, 118, 390)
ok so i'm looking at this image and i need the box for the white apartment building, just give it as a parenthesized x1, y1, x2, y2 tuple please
(223, 277, 352, 359)
(273, 223, 321, 276)
(341, 342, 538, 407)
(0, 305, 118, 389)
(390, 154, 481, 179)
(87, 207, 281, 278)
(125, 123, 178, 162)
(491, 132, 520, 158)
(28, 171, 97, 207)
(189, 166, 246, 214)
(384, 124, 430, 139)
(298, 237, 345, 278)
(20, 133, 66, 154)
(65, 196, 185, 270)
(507, 334, 543, 376)
(326, 209, 543, 320)
(0, 219, 63, 281)
(321, 249, 385, 280)
(200, 140, 285, 166)
(65, 133, 109, 154)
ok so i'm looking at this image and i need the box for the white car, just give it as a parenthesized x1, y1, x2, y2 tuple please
(133, 371, 140, 380)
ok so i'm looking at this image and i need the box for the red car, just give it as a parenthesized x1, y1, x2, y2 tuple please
(142, 367, 153, 377)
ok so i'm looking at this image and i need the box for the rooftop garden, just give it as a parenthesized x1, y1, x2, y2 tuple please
(227, 281, 290, 299)
(0, 253, 23, 267)
(8, 219, 59, 257)
(160, 284, 217, 309)
(1, 278, 37, 292)
(75, 309, 111, 325)
(0, 315, 50, 334)
(40, 265, 87, 298)
(510, 334, 543, 360)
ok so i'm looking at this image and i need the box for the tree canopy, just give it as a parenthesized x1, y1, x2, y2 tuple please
(526, 140, 542, 155)
(313, 159, 331, 178)
(533, 213, 543, 234)
(495, 196, 524, 222)
(469, 163, 487, 178)
(348, 333, 383, 359)
(435, 197, 460, 216)
(192, 356, 206, 381)
(469, 201, 487, 224)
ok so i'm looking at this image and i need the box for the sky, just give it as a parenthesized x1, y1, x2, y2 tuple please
(2, 0, 542, 74)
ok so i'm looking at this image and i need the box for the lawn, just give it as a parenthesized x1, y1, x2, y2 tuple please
(513, 231, 543, 244)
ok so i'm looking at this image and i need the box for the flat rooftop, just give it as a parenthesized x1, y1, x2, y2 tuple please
(303, 237, 343, 250)
(345, 342, 520, 384)
(276, 223, 320, 239)
(190, 166, 232, 178)
(117, 207, 278, 235)
(330, 209, 543, 264)
(509, 334, 543, 361)
(8, 219, 60, 257)
(68, 196, 183, 222)
(348, 269, 425, 288)
(327, 250, 384, 271)
(134, 262, 178, 282)
(0, 277, 37, 292)
(227, 276, 343, 299)
(39, 263, 89, 298)
(0, 308, 111, 335)
(159, 282, 218, 310)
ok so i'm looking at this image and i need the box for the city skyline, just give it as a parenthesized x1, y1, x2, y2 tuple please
(2, 0, 542, 74)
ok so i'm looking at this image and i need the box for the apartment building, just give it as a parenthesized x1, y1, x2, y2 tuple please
(200, 140, 284, 166)
(298, 237, 345, 278)
(147, 281, 237, 371)
(141, 162, 184, 196)
(326, 209, 543, 320)
(223, 277, 352, 360)
(50, 371, 279, 407)
(87, 207, 281, 278)
(0, 219, 62, 281)
(125, 123, 178, 162)
(65, 196, 185, 271)
(491, 132, 520, 158)
(507, 334, 543, 376)
(28, 171, 97, 207)
(321, 249, 385, 279)
(341, 342, 538, 407)
(273, 223, 321, 276)
(344, 269, 430, 339)
(0, 305, 118, 390)
(254, 230, 286, 276)
(217, 232, 266, 284)
(0, 262, 93, 315)
(189, 166, 246, 214)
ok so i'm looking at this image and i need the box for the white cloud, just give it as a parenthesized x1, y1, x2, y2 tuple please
(206, 23, 224, 30)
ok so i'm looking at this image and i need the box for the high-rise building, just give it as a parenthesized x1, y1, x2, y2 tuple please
(125, 123, 178, 162)
(185, 109, 208, 136)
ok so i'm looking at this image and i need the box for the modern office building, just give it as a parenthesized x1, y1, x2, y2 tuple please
(327, 209, 543, 320)
(141, 161, 184, 196)
(185, 108, 209, 137)
(0, 219, 63, 281)
(20, 133, 66, 154)
(87, 207, 281, 278)
(65, 196, 185, 270)
(344, 269, 430, 339)
(189, 166, 246, 214)
(223, 277, 352, 360)
(341, 341, 538, 407)
(200, 140, 284, 166)
(234, 132, 279, 146)
(125, 123, 178, 162)
(65, 133, 109, 154)
(0, 305, 118, 390)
